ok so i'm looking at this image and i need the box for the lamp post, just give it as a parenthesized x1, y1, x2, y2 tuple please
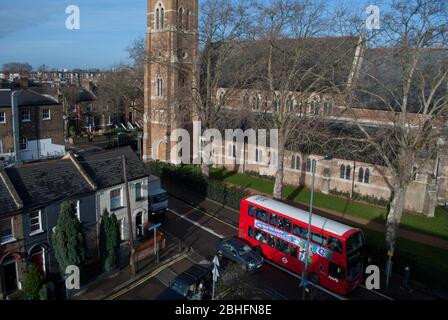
(300, 155, 332, 300)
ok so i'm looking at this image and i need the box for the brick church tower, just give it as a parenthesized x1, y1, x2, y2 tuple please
(143, 0, 199, 162)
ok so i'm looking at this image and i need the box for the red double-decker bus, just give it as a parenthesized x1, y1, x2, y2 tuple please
(239, 195, 366, 295)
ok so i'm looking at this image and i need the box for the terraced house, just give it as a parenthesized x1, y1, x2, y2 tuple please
(0, 168, 24, 299)
(0, 89, 65, 164)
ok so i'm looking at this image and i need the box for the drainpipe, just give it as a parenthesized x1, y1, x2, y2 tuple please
(10, 90, 22, 163)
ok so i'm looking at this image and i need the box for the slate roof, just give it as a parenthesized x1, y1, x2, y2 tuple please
(0, 89, 59, 107)
(75, 146, 149, 190)
(213, 36, 360, 91)
(5, 159, 94, 209)
(0, 169, 21, 215)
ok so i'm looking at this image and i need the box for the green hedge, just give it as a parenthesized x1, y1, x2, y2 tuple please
(146, 161, 248, 210)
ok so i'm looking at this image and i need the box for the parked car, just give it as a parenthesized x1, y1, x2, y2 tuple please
(158, 264, 212, 300)
(148, 176, 168, 215)
(217, 237, 264, 271)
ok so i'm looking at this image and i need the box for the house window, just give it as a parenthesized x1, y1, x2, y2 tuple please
(340, 164, 351, 180)
(364, 168, 370, 184)
(324, 101, 333, 116)
(0, 111, 5, 124)
(29, 210, 43, 235)
(358, 167, 364, 183)
(42, 109, 51, 120)
(340, 164, 345, 179)
(253, 96, 260, 110)
(21, 109, 30, 122)
(287, 97, 293, 112)
(255, 148, 263, 163)
(291, 155, 301, 170)
(110, 188, 123, 210)
(273, 95, 280, 112)
(0, 218, 14, 244)
(135, 182, 144, 201)
(243, 94, 249, 109)
(306, 158, 312, 173)
(19, 136, 27, 150)
(118, 219, 125, 241)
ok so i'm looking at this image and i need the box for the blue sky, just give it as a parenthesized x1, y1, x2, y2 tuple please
(0, 0, 147, 70)
(0, 0, 378, 70)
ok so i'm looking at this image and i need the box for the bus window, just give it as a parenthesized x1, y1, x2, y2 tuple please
(248, 226, 254, 238)
(254, 229, 267, 244)
(248, 206, 255, 217)
(328, 237, 343, 253)
(267, 235, 275, 248)
(256, 208, 269, 223)
(311, 232, 327, 246)
(292, 225, 308, 238)
(269, 213, 278, 227)
(346, 232, 364, 255)
(278, 217, 292, 232)
(290, 245, 298, 258)
(275, 238, 290, 255)
(329, 262, 345, 280)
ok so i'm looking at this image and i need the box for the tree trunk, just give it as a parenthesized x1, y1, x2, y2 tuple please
(386, 183, 407, 247)
(273, 145, 285, 200)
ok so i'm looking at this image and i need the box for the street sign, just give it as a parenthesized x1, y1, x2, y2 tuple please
(212, 255, 220, 300)
(212, 255, 220, 282)
(147, 223, 162, 232)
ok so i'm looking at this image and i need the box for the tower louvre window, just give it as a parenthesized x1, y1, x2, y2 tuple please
(156, 77, 163, 97)
(155, 3, 164, 30)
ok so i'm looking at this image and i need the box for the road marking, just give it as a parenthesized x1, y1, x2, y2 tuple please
(104, 254, 187, 300)
(170, 196, 239, 230)
(168, 208, 226, 239)
(264, 261, 348, 300)
(359, 285, 394, 300)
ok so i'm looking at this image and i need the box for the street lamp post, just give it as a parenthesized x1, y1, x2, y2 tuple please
(300, 155, 332, 300)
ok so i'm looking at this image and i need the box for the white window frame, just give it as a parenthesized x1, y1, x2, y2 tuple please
(0, 111, 6, 124)
(119, 219, 125, 241)
(0, 218, 15, 245)
(42, 108, 51, 120)
(74, 200, 81, 221)
(29, 210, 43, 236)
(21, 109, 31, 122)
(110, 187, 123, 210)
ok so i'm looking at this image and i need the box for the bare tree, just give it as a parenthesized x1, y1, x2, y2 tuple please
(347, 0, 448, 247)
(188, 0, 258, 176)
(252, 0, 359, 199)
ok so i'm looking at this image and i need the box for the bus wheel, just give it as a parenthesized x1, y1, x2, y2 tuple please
(309, 273, 320, 285)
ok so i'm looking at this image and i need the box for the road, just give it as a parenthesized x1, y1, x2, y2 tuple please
(111, 195, 392, 300)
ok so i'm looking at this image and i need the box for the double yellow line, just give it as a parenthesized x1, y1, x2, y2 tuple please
(104, 254, 187, 300)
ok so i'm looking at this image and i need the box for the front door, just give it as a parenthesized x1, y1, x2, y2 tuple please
(135, 213, 143, 239)
(2, 256, 18, 294)
(30, 246, 45, 275)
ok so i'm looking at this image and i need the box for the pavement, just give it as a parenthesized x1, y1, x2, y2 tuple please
(71, 233, 188, 300)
